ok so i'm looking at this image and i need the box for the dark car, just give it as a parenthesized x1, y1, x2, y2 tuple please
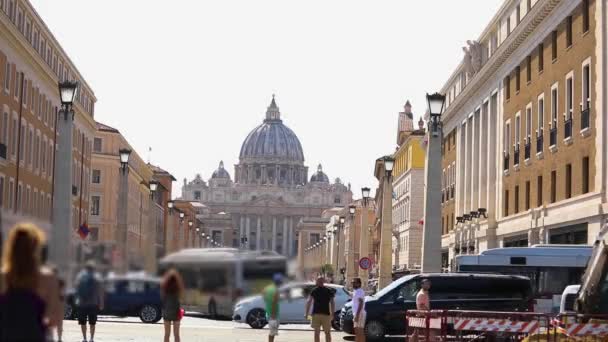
(65, 275, 163, 323)
(340, 273, 532, 340)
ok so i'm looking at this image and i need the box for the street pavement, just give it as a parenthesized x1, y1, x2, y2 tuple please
(59, 315, 352, 342)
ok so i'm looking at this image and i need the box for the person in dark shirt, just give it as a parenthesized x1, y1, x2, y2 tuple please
(305, 277, 335, 342)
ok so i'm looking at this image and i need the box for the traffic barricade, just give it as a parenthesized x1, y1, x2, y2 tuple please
(551, 313, 608, 341)
(406, 310, 447, 342)
(446, 310, 552, 342)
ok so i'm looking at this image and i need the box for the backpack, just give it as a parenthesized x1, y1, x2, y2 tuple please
(76, 272, 96, 305)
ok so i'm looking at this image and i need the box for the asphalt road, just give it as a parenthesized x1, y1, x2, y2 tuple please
(58, 315, 352, 342)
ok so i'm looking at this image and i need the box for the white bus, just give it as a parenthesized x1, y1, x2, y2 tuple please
(158, 248, 287, 317)
(454, 245, 592, 313)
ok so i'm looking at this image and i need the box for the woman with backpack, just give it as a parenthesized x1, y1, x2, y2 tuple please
(74, 260, 103, 342)
(161, 269, 184, 342)
(0, 223, 61, 341)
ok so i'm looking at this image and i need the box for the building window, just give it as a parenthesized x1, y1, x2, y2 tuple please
(550, 170, 557, 203)
(504, 190, 509, 217)
(515, 66, 521, 92)
(582, 156, 590, 194)
(582, 62, 591, 129)
(525, 181, 531, 210)
(93, 138, 102, 152)
(3, 62, 9, 92)
(90, 195, 100, 216)
(516, 4, 521, 25)
(550, 85, 558, 146)
(514, 185, 520, 214)
(527, 0, 532, 12)
(334, 196, 341, 204)
(90, 227, 99, 242)
(505, 75, 511, 100)
(526, 106, 532, 143)
(566, 16, 573, 47)
(552, 30, 558, 61)
(565, 164, 572, 199)
(2, 111, 8, 148)
(8, 180, 13, 210)
(194, 191, 201, 200)
(526, 56, 532, 83)
(538, 43, 544, 72)
(583, 0, 590, 33)
(506, 16, 511, 35)
(92, 169, 101, 184)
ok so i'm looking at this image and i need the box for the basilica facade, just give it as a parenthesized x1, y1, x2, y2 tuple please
(181, 97, 352, 257)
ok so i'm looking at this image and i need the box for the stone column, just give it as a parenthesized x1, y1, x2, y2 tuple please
(239, 216, 245, 247)
(272, 217, 277, 251)
(245, 215, 251, 250)
(275, 165, 280, 185)
(282, 217, 289, 256)
(287, 217, 294, 256)
(359, 205, 369, 289)
(256, 216, 262, 250)
(421, 121, 443, 273)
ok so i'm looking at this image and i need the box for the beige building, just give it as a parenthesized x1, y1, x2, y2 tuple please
(439, 0, 607, 267)
(0, 0, 97, 263)
(89, 122, 167, 272)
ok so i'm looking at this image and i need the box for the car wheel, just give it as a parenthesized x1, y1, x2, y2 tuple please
(365, 320, 386, 341)
(139, 305, 161, 323)
(246, 308, 267, 329)
(332, 312, 341, 331)
(64, 302, 75, 320)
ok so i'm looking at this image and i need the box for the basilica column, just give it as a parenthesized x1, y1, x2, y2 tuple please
(261, 165, 267, 184)
(246, 216, 251, 250)
(282, 217, 289, 256)
(239, 216, 245, 245)
(287, 217, 293, 256)
(272, 217, 277, 251)
(275, 165, 280, 185)
(256, 216, 262, 250)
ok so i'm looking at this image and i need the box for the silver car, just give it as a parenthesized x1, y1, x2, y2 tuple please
(233, 282, 351, 330)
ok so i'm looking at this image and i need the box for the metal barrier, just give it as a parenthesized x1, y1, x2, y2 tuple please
(407, 310, 555, 342)
(552, 313, 608, 341)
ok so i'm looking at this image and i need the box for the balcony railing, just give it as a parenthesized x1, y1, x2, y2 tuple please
(503, 153, 510, 171)
(581, 105, 590, 130)
(524, 141, 531, 160)
(564, 117, 573, 139)
(0, 143, 6, 159)
(514, 144, 520, 166)
(536, 133, 543, 153)
(549, 127, 557, 146)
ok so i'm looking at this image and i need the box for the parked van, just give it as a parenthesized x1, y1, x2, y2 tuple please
(339, 273, 532, 340)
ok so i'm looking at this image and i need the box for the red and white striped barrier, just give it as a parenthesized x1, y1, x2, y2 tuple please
(454, 318, 539, 333)
(565, 323, 608, 336)
(407, 317, 443, 329)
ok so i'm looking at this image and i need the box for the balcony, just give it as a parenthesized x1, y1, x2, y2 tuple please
(564, 117, 573, 142)
(549, 127, 557, 148)
(581, 104, 590, 133)
(524, 141, 531, 160)
(536, 133, 543, 155)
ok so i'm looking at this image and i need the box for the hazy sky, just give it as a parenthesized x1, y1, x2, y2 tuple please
(31, 0, 503, 198)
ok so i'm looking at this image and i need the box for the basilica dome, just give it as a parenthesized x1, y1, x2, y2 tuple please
(310, 164, 329, 183)
(239, 96, 305, 164)
(211, 161, 231, 179)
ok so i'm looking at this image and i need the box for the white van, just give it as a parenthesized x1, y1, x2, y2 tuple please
(560, 285, 580, 313)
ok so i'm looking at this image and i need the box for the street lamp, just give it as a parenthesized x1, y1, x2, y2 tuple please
(382, 156, 395, 178)
(58, 80, 78, 120)
(167, 200, 174, 215)
(426, 92, 446, 137)
(339, 216, 345, 225)
(50, 79, 79, 279)
(188, 220, 193, 228)
(179, 211, 185, 223)
(119, 148, 131, 172)
(362, 187, 371, 206)
(349, 205, 356, 216)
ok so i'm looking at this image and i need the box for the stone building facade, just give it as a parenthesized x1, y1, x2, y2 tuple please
(439, 0, 607, 267)
(181, 97, 353, 257)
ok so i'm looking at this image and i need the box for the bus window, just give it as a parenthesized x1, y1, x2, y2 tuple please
(199, 269, 228, 292)
(538, 268, 573, 295)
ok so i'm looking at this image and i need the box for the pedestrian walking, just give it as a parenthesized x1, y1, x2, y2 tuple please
(263, 273, 283, 342)
(74, 260, 104, 342)
(412, 278, 433, 342)
(50, 266, 65, 342)
(161, 269, 184, 342)
(351, 278, 366, 342)
(305, 276, 335, 342)
(0, 223, 61, 341)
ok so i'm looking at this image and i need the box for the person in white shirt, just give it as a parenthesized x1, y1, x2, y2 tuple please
(351, 278, 366, 342)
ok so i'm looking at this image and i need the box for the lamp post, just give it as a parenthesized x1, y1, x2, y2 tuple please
(335, 216, 345, 284)
(117, 148, 131, 273)
(360, 187, 371, 290)
(50, 80, 78, 280)
(421, 92, 446, 272)
(146, 180, 158, 273)
(188, 220, 193, 247)
(378, 156, 395, 289)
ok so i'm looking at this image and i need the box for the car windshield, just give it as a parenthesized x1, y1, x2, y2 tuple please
(373, 275, 416, 299)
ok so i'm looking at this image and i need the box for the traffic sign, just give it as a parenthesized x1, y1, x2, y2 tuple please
(359, 257, 371, 270)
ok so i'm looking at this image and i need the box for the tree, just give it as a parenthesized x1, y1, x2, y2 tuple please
(321, 264, 334, 277)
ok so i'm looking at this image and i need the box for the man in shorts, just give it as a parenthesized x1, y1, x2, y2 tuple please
(263, 273, 283, 342)
(352, 278, 366, 342)
(75, 261, 104, 342)
(305, 276, 335, 342)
